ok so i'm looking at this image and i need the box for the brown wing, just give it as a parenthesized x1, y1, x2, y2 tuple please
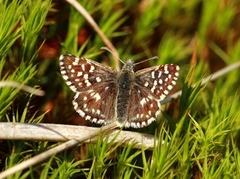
(125, 64, 180, 128)
(59, 54, 118, 124)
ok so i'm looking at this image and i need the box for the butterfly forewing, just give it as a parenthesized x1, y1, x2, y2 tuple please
(60, 54, 118, 124)
(135, 64, 179, 100)
(59, 55, 117, 92)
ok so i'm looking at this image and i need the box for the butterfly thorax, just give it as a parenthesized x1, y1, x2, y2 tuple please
(116, 60, 135, 125)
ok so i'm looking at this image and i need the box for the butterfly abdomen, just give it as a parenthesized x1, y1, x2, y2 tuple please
(116, 69, 135, 125)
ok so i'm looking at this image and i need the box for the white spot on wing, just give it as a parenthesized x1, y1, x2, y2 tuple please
(77, 72, 83, 77)
(141, 121, 147, 127)
(151, 85, 156, 93)
(96, 77, 101, 82)
(167, 85, 173, 90)
(164, 90, 169, 95)
(75, 57, 80, 62)
(92, 118, 97, 122)
(59, 55, 64, 60)
(66, 81, 72, 86)
(74, 93, 80, 99)
(81, 64, 85, 71)
(159, 79, 163, 84)
(151, 71, 155, 78)
(77, 109, 85, 117)
(97, 119, 104, 124)
(89, 65, 95, 72)
(148, 117, 156, 124)
(171, 81, 176, 85)
(140, 98, 147, 106)
(83, 74, 88, 79)
(85, 80, 91, 86)
(137, 122, 140, 128)
(160, 94, 166, 101)
(164, 65, 169, 73)
(158, 71, 162, 78)
(96, 109, 100, 115)
(61, 70, 66, 75)
(123, 122, 130, 128)
(62, 75, 69, 80)
(93, 93, 101, 101)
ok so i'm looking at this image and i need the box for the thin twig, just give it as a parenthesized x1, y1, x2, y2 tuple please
(0, 81, 45, 96)
(0, 122, 118, 179)
(0, 122, 155, 149)
(65, 0, 120, 70)
(161, 61, 240, 104)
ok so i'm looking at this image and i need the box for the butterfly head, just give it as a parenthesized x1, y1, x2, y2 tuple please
(122, 59, 135, 72)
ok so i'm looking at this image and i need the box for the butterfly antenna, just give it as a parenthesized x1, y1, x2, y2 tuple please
(134, 56, 160, 66)
(101, 47, 125, 64)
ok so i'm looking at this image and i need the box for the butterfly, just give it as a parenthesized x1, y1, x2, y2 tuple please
(59, 53, 179, 128)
